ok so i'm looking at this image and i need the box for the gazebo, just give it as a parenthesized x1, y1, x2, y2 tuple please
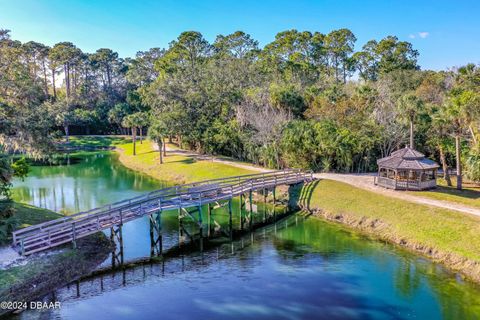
(374, 147, 439, 190)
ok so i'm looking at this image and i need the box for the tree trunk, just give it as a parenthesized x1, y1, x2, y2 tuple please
(52, 69, 57, 100)
(42, 61, 48, 98)
(438, 145, 452, 187)
(158, 142, 163, 164)
(409, 120, 414, 149)
(468, 125, 478, 145)
(65, 64, 70, 99)
(455, 135, 462, 190)
(163, 137, 167, 157)
(139, 127, 143, 144)
(64, 124, 70, 142)
(132, 127, 137, 156)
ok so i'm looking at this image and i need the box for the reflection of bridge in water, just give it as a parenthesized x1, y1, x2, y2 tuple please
(13, 170, 314, 256)
(45, 215, 308, 305)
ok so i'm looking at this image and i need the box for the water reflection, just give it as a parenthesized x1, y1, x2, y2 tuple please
(12, 152, 165, 214)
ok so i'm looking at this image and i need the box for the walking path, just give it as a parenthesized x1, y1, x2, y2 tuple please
(160, 143, 480, 217)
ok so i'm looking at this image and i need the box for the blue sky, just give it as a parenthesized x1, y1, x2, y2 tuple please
(1, 0, 479, 70)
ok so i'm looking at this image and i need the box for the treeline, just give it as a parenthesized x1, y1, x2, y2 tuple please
(1, 28, 480, 187)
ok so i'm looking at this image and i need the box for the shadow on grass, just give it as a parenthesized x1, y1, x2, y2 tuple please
(288, 179, 320, 212)
(427, 186, 480, 200)
(165, 158, 196, 164)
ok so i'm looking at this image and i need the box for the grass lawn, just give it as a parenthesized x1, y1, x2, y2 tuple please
(304, 179, 480, 262)
(408, 177, 480, 209)
(1, 201, 63, 243)
(65, 135, 129, 148)
(10, 202, 62, 227)
(117, 140, 255, 184)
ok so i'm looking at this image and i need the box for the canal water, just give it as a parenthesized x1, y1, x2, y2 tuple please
(10, 152, 480, 320)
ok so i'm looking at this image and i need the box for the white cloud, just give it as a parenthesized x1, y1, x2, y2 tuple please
(418, 31, 429, 38)
(409, 34, 416, 39)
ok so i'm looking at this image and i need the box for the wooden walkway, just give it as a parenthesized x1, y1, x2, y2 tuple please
(12, 170, 313, 255)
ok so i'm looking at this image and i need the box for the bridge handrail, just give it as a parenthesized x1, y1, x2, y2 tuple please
(12, 169, 312, 245)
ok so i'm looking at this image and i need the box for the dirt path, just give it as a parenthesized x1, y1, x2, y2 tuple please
(157, 143, 480, 217)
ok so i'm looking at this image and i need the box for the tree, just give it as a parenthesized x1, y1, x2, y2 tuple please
(91, 48, 119, 91)
(354, 36, 418, 81)
(49, 42, 83, 100)
(122, 112, 145, 155)
(109, 103, 132, 134)
(444, 90, 471, 190)
(126, 48, 164, 87)
(398, 93, 424, 149)
(47, 99, 76, 142)
(325, 29, 356, 83)
(148, 119, 168, 164)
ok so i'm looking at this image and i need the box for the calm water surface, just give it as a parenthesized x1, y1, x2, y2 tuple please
(10, 152, 480, 320)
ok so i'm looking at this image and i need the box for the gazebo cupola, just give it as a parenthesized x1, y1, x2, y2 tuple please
(374, 147, 440, 190)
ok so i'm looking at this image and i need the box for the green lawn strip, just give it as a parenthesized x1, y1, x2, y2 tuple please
(407, 178, 480, 209)
(307, 179, 480, 262)
(117, 141, 255, 183)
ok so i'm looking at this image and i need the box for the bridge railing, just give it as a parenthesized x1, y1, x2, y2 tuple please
(12, 169, 314, 254)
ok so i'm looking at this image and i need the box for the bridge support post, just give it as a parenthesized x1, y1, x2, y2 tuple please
(149, 210, 163, 257)
(198, 205, 204, 252)
(263, 188, 267, 223)
(110, 224, 124, 268)
(249, 190, 253, 229)
(228, 199, 233, 240)
(239, 193, 244, 231)
(273, 186, 277, 221)
(178, 208, 184, 248)
(207, 203, 212, 237)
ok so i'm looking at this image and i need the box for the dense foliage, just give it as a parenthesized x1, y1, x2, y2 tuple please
(1, 28, 479, 189)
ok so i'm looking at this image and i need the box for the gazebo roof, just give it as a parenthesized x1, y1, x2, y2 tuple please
(377, 147, 439, 170)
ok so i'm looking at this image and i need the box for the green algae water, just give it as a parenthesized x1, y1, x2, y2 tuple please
(10, 152, 480, 320)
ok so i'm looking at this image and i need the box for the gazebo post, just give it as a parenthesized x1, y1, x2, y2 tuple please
(394, 170, 398, 189)
(406, 170, 409, 191)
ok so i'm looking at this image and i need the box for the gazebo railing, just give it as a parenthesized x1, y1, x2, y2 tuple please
(375, 176, 436, 190)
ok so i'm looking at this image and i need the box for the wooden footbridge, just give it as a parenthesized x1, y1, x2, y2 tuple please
(12, 169, 314, 256)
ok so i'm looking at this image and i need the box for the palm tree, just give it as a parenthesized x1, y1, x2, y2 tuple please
(444, 90, 472, 190)
(148, 119, 168, 164)
(137, 112, 149, 144)
(398, 93, 423, 149)
(428, 107, 453, 186)
(122, 112, 144, 156)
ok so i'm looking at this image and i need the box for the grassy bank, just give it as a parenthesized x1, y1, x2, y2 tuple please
(297, 179, 480, 282)
(117, 140, 255, 184)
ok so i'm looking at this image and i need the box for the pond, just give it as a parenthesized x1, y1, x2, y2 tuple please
(10, 152, 480, 320)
